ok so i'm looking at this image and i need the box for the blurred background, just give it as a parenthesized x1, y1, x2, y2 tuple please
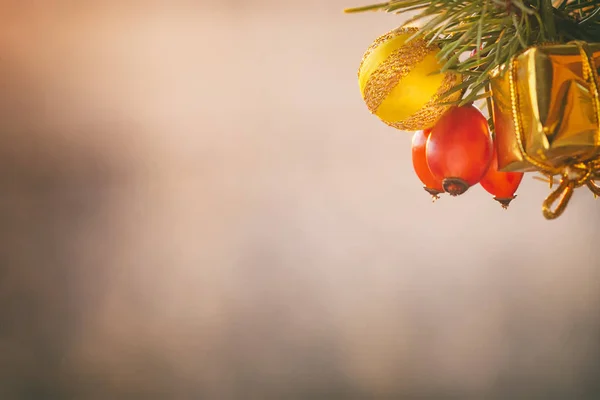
(1, 1, 600, 398)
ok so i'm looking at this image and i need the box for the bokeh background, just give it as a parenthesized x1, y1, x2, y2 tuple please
(1, 1, 600, 398)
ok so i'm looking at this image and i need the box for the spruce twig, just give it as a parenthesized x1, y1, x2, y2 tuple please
(344, 0, 600, 105)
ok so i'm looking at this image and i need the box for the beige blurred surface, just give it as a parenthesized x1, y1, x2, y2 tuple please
(1, 1, 600, 398)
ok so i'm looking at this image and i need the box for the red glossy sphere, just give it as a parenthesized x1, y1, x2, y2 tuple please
(426, 105, 493, 196)
(411, 129, 444, 197)
(480, 147, 524, 208)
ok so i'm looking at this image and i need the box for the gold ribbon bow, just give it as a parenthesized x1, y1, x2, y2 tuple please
(508, 41, 600, 219)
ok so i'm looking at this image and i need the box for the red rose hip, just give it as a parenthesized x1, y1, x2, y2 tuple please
(480, 147, 524, 208)
(426, 105, 494, 196)
(411, 129, 444, 199)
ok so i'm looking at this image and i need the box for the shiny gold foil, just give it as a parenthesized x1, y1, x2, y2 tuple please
(490, 41, 600, 219)
(490, 42, 600, 172)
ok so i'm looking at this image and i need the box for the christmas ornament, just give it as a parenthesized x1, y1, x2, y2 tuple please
(411, 129, 444, 199)
(490, 42, 600, 173)
(480, 148, 524, 209)
(490, 41, 600, 219)
(346, 0, 600, 219)
(358, 27, 461, 131)
(426, 105, 493, 196)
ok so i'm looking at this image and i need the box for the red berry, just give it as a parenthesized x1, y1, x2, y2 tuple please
(480, 147, 524, 208)
(426, 105, 493, 196)
(411, 129, 444, 199)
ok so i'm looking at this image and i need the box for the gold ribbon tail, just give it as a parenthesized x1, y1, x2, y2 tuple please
(586, 179, 600, 197)
(542, 179, 575, 220)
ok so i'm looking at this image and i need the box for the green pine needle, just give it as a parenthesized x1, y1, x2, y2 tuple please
(346, 0, 600, 106)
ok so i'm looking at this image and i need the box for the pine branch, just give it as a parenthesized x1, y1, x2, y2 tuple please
(345, 0, 600, 106)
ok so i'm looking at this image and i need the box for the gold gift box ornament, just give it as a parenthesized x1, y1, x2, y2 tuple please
(490, 41, 600, 219)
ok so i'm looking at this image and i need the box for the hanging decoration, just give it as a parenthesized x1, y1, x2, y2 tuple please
(345, 0, 600, 219)
(358, 27, 461, 130)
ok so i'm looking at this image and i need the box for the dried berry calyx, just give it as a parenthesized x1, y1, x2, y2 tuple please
(423, 187, 443, 201)
(442, 178, 470, 196)
(494, 196, 517, 209)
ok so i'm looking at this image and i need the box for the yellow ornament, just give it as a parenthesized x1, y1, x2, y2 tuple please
(358, 27, 461, 131)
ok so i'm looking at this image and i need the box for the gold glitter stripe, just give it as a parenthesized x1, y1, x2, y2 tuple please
(363, 34, 433, 113)
(357, 27, 418, 80)
(385, 72, 461, 131)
